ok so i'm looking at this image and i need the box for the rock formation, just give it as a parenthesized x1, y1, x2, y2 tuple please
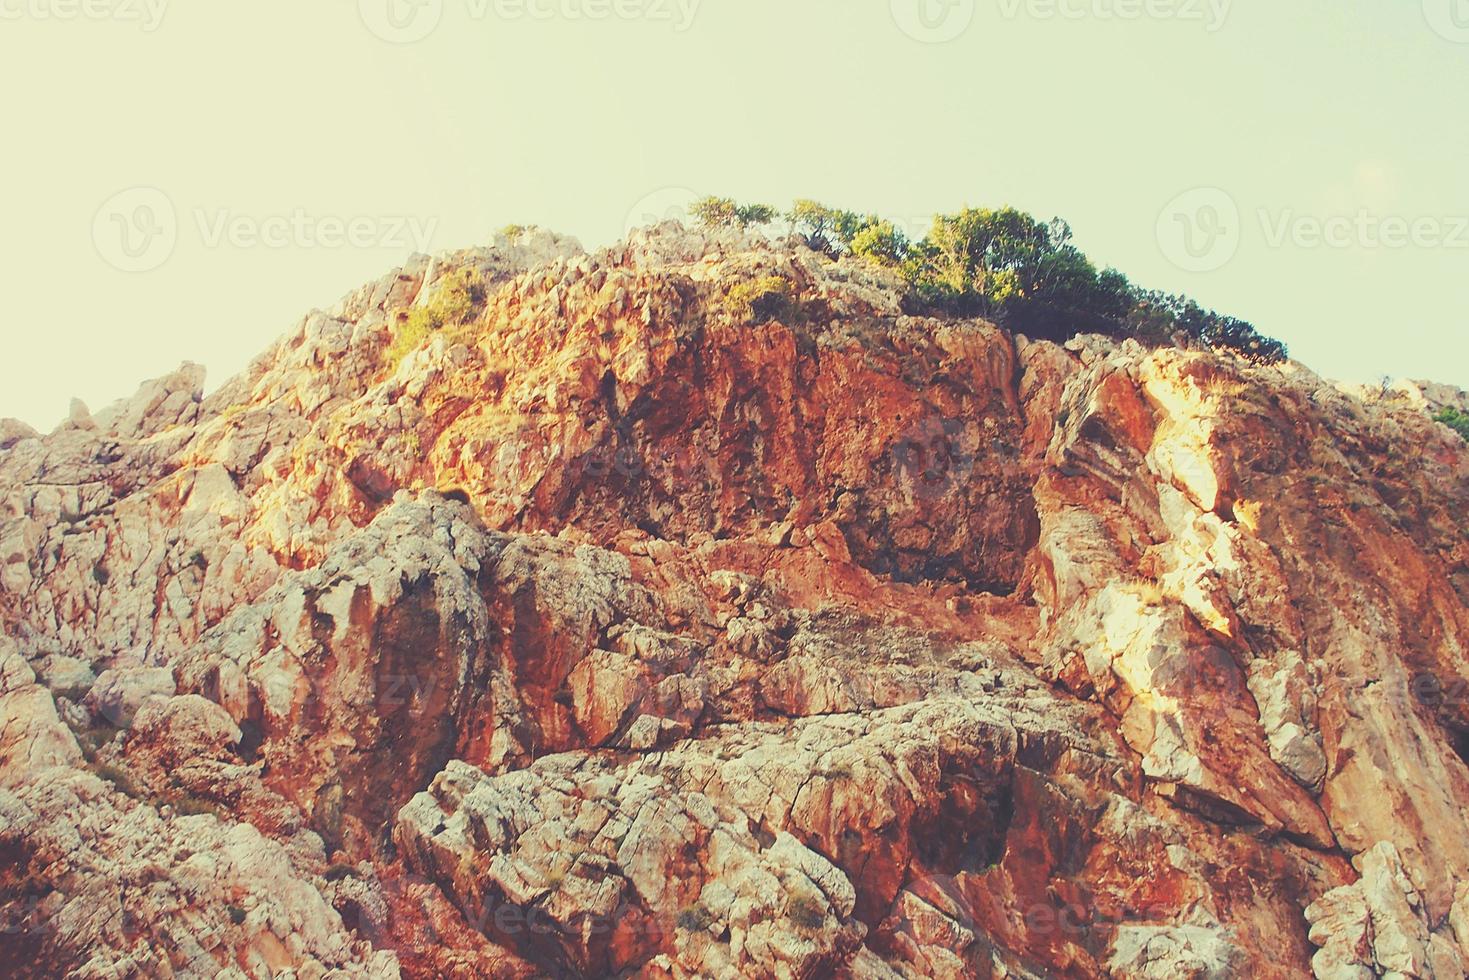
(2, 222, 1468, 978)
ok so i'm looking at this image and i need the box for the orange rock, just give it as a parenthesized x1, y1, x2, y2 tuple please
(3, 224, 1468, 977)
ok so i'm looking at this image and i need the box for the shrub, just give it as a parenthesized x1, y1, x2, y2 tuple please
(78, 723, 123, 759)
(680, 191, 1292, 361)
(385, 314, 434, 371)
(691, 197, 779, 229)
(724, 275, 795, 324)
(691, 197, 739, 227)
(785, 200, 898, 257)
(848, 220, 910, 266)
(907, 209, 1134, 323)
(1436, 407, 1469, 441)
(918, 207, 1049, 302)
(735, 203, 779, 227)
(786, 200, 854, 254)
(386, 269, 487, 371)
(786, 889, 827, 930)
(677, 903, 716, 932)
(682, 193, 1294, 363)
(88, 761, 140, 797)
(898, 204, 1286, 362)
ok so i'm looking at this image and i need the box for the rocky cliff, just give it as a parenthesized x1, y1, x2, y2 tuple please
(3, 223, 1469, 979)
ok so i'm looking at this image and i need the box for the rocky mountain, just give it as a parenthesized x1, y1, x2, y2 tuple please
(3, 223, 1469, 979)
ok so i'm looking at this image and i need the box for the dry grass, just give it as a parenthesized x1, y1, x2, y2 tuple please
(723, 275, 795, 324)
(1198, 374, 1249, 400)
(1125, 578, 1166, 605)
(384, 268, 489, 374)
(786, 889, 828, 930)
(1233, 499, 1264, 532)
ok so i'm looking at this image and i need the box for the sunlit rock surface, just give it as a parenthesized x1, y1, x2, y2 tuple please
(3, 223, 1469, 978)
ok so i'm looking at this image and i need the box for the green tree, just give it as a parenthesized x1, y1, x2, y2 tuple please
(786, 199, 838, 251)
(919, 208, 1096, 313)
(691, 197, 778, 229)
(848, 220, 910, 265)
(785, 200, 866, 254)
(735, 203, 779, 227)
(691, 196, 741, 228)
(923, 208, 1036, 302)
(1436, 407, 1469, 441)
(694, 193, 1290, 365)
(1094, 268, 1134, 319)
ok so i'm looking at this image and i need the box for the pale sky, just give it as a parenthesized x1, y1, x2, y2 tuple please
(2, 0, 1466, 427)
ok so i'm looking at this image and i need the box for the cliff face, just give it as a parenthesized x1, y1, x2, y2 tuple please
(2, 223, 1469, 979)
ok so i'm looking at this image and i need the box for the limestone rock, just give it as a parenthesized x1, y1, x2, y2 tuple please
(1, 225, 1467, 977)
(86, 665, 177, 727)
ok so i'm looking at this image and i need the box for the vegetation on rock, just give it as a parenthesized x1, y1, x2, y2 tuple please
(6, 223, 1469, 979)
(385, 268, 487, 371)
(690, 196, 780, 229)
(694, 195, 1288, 364)
(723, 274, 796, 324)
(1436, 406, 1469, 440)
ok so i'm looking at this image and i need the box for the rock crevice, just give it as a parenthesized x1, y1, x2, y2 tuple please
(2, 223, 1468, 978)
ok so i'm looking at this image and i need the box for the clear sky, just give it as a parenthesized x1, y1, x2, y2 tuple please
(2, 0, 1466, 426)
